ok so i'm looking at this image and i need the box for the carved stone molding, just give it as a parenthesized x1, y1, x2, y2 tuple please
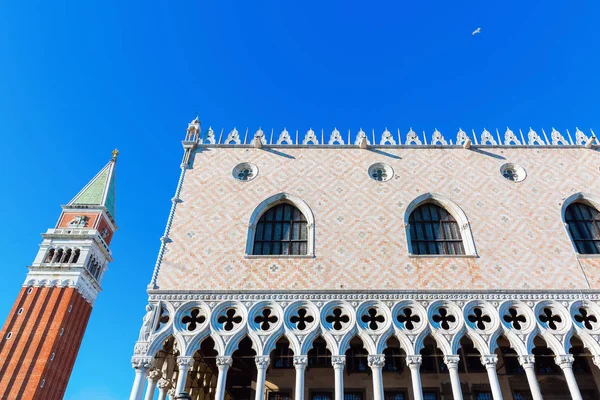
(480, 354, 498, 367)
(554, 354, 575, 368)
(293, 355, 308, 367)
(331, 355, 346, 367)
(443, 355, 461, 367)
(518, 355, 536, 366)
(367, 354, 386, 368)
(131, 357, 155, 370)
(216, 356, 233, 369)
(177, 356, 194, 368)
(406, 355, 422, 367)
(255, 355, 270, 368)
(148, 370, 162, 382)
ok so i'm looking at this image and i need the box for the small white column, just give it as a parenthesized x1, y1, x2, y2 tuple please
(443, 355, 463, 400)
(480, 355, 503, 400)
(255, 356, 270, 400)
(144, 370, 162, 400)
(406, 355, 423, 400)
(175, 356, 194, 395)
(518, 355, 542, 400)
(293, 355, 308, 400)
(215, 356, 233, 400)
(130, 358, 153, 400)
(157, 378, 172, 400)
(555, 355, 583, 400)
(367, 355, 386, 400)
(332, 355, 346, 400)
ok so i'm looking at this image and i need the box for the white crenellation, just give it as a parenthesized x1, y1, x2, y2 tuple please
(182, 126, 598, 147)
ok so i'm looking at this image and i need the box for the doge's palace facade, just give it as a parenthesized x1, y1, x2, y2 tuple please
(130, 121, 600, 400)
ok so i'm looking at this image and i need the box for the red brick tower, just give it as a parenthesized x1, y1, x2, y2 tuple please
(0, 151, 118, 399)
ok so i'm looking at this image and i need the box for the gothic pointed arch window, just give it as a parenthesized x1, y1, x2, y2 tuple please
(405, 194, 476, 256)
(565, 202, 600, 254)
(247, 193, 315, 257)
(253, 202, 308, 255)
(408, 203, 465, 255)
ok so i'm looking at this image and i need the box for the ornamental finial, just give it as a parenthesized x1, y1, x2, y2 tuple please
(112, 148, 119, 160)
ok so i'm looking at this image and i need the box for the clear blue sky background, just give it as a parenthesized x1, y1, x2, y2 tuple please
(0, 1, 599, 398)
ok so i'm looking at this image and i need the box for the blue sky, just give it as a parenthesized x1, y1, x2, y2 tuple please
(0, 1, 599, 398)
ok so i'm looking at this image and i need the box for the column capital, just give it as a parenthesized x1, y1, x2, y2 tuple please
(367, 354, 386, 368)
(255, 355, 270, 368)
(480, 354, 498, 367)
(293, 355, 308, 368)
(518, 354, 536, 366)
(406, 355, 422, 367)
(132, 357, 155, 370)
(157, 378, 172, 390)
(216, 356, 233, 369)
(148, 369, 162, 382)
(332, 355, 346, 368)
(554, 354, 574, 368)
(176, 356, 194, 369)
(443, 354, 461, 368)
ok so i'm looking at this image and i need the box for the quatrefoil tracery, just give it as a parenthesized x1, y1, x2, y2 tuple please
(468, 307, 492, 330)
(156, 307, 170, 331)
(432, 308, 456, 330)
(539, 307, 562, 331)
(290, 308, 314, 331)
(217, 308, 243, 331)
(181, 308, 206, 331)
(326, 308, 350, 331)
(574, 307, 598, 330)
(254, 308, 278, 331)
(397, 308, 420, 330)
(361, 308, 385, 330)
(503, 308, 527, 330)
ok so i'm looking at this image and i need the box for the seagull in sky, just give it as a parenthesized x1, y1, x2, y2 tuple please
(472, 27, 481, 36)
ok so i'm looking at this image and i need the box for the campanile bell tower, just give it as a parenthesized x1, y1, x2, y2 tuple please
(0, 151, 118, 399)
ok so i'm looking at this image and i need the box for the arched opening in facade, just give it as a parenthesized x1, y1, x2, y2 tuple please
(265, 337, 295, 400)
(305, 336, 334, 399)
(185, 337, 220, 400)
(225, 336, 257, 400)
(381, 337, 408, 399)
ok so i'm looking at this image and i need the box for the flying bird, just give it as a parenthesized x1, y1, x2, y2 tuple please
(472, 27, 481, 36)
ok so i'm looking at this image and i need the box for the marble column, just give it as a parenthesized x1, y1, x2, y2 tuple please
(130, 358, 154, 400)
(480, 355, 502, 400)
(443, 355, 463, 400)
(255, 356, 270, 400)
(293, 356, 308, 400)
(517, 355, 542, 400)
(157, 378, 172, 400)
(175, 356, 194, 395)
(406, 355, 423, 400)
(144, 370, 162, 400)
(555, 355, 583, 400)
(215, 356, 233, 400)
(367, 355, 386, 400)
(332, 355, 346, 400)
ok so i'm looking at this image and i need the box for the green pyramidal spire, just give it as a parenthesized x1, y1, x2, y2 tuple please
(68, 150, 118, 219)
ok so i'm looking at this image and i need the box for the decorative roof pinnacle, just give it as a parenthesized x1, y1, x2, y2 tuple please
(112, 148, 119, 160)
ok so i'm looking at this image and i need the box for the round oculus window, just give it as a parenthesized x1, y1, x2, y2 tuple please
(500, 163, 526, 183)
(233, 163, 258, 182)
(368, 163, 394, 182)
